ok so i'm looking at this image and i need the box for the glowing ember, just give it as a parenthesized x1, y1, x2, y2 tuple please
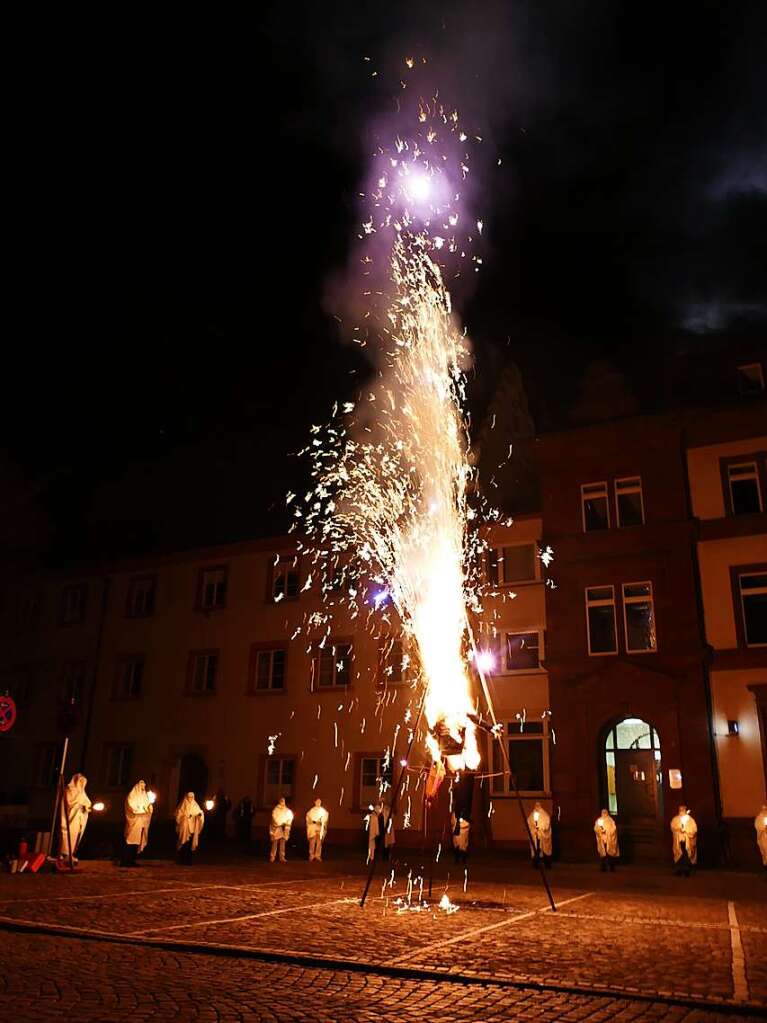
(439, 892, 459, 913)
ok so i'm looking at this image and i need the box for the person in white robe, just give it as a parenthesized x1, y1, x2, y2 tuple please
(367, 802, 395, 863)
(122, 780, 153, 866)
(306, 798, 329, 861)
(269, 797, 294, 862)
(527, 802, 552, 867)
(59, 773, 92, 864)
(451, 812, 470, 865)
(594, 809, 619, 871)
(175, 792, 205, 864)
(670, 805, 697, 875)
(755, 804, 767, 871)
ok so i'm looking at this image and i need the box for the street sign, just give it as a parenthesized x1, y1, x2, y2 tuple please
(0, 696, 17, 733)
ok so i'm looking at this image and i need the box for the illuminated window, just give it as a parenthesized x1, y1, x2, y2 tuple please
(60, 584, 87, 626)
(312, 641, 352, 689)
(491, 721, 549, 795)
(604, 719, 661, 815)
(487, 544, 537, 584)
(272, 557, 299, 602)
(727, 462, 763, 516)
(250, 646, 286, 692)
(127, 576, 156, 618)
(622, 582, 657, 653)
(737, 362, 765, 395)
(187, 651, 218, 694)
(615, 476, 644, 527)
(585, 586, 617, 655)
(263, 757, 294, 805)
(197, 567, 227, 610)
(739, 572, 767, 647)
(581, 482, 610, 532)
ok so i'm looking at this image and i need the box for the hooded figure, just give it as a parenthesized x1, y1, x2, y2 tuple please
(367, 802, 395, 862)
(306, 798, 329, 861)
(122, 780, 153, 866)
(755, 805, 767, 870)
(594, 809, 619, 870)
(59, 773, 91, 863)
(670, 805, 698, 875)
(451, 813, 470, 865)
(175, 792, 205, 863)
(527, 803, 552, 867)
(269, 797, 293, 862)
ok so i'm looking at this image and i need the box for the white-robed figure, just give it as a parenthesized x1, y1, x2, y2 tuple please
(306, 798, 329, 861)
(527, 802, 552, 867)
(594, 809, 619, 871)
(670, 804, 698, 875)
(59, 773, 92, 864)
(755, 805, 767, 871)
(367, 802, 395, 863)
(451, 812, 470, 865)
(269, 797, 294, 862)
(175, 792, 205, 864)
(122, 780, 153, 866)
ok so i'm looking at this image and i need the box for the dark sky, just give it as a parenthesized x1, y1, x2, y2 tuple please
(4, 1, 766, 562)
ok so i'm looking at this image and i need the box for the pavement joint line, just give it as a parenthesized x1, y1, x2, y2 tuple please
(390, 890, 596, 963)
(0, 874, 347, 906)
(556, 910, 767, 935)
(0, 912, 765, 1017)
(126, 896, 357, 936)
(728, 900, 750, 1003)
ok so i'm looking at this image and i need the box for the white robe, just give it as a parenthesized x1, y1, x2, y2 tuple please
(367, 806, 395, 857)
(175, 797, 205, 851)
(594, 814, 619, 858)
(756, 809, 767, 867)
(124, 784, 153, 852)
(306, 806, 329, 841)
(670, 813, 698, 865)
(527, 808, 552, 857)
(269, 804, 294, 840)
(451, 813, 470, 852)
(59, 778, 91, 856)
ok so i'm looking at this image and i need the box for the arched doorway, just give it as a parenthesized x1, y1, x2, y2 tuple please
(603, 717, 664, 859)
(177, 752, 208, 804)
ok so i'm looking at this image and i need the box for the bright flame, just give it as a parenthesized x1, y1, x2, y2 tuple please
(473, 649, 495, 674)
(147, 791, 157, 805)
(405, 172, 431, 203)
(438, 892, 459, 913)
(204, 799, 215, 811)
(92, 801, 105, 812)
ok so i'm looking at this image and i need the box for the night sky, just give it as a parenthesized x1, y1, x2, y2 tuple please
(4, 1, 766, 562)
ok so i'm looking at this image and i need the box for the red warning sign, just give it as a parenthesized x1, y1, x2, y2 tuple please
(0, 696, 17, 733)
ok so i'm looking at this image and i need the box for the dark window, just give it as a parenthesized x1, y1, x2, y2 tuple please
(737, 363, 765, 395)
(18, 591, 42, 631)
(586, 586, 617, 655)
(615, 477, 644, 527)
(622, 582, 657, 652)
(272, 559, 299, 602)
(188, 651, 218, 694)
(253, 648, 286, 691)
(60, 584, 87, 625)
(582, 483, 609, 531)
(488, 544, 537, 585)
(740, 573, 767, 647)
(379, 638, 409, 685)
(728, 463, 763, 516)
(105, 745, 133, 788)
(198, 567, 227, 610)
(113, 657, 144, 699)
(61, 661, 88, 704)
(263, 757, 295, 803)
(505, 632, 541, 670)
(127, 576, 156, 617)
(314, 642, 352, 688)
(492, 722, 547, 794)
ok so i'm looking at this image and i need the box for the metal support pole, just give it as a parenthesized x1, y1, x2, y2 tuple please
(47, 737, 69, 860)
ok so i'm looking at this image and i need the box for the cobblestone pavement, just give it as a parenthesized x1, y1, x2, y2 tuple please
(0, 856, 765, 1022)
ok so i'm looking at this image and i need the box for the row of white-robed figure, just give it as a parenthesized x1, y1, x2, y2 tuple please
(57, 778, 767, 870)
